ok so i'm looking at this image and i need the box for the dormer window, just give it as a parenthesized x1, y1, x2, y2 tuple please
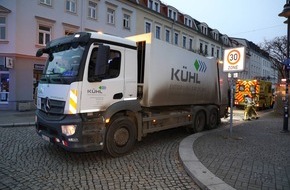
(168, 8, 177, 20)
(199, 23, 208, 35)
(148, 0, 160, 12)
(212, 30, 219, 41)
(222, 35, 229, 45)
(184, 15, 193, 27)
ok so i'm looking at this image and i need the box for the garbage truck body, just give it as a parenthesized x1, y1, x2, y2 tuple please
(35, 32, 229, 157)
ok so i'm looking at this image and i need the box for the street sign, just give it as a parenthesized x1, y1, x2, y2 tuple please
(283, 58, 290, 70)
(223, 47, 245, 72)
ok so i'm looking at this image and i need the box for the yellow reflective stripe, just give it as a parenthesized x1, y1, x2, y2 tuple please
(69, 90, 77, 114)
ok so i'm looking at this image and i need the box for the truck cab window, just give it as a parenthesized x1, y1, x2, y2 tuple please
(88, 48, 121, 82)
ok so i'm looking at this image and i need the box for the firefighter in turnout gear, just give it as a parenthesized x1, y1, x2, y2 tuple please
(243, 94, 259, 120)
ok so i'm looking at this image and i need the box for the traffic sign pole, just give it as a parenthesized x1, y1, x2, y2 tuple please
(223, 47, 245, 137)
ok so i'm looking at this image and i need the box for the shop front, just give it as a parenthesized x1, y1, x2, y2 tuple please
(0, 55, 45, 111)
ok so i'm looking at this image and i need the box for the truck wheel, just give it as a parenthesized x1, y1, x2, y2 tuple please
(207, 108, 218, 130)
(193, 111, 206, 133)
(105, 116, 136, 157)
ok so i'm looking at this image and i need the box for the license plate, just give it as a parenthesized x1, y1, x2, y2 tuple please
(42, 134, 50, 142)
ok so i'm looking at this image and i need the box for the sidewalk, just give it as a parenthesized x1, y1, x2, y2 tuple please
(0, 109, 36, 127)
(180, 111, 290, 190)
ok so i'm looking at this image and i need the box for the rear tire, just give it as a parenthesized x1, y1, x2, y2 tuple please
(193, 111, 206, 133)
(207, 108, 218, 130)
(104, 116, 136, 157)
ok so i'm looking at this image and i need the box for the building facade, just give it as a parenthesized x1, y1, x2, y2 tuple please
(0, 0, 278, 110)
(124, 0, 232, 59)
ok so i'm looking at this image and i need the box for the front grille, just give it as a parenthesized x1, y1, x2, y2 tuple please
(40, 98, 65, 115)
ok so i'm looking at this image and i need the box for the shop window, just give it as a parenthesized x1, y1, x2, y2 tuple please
(0, 72, 9, 103)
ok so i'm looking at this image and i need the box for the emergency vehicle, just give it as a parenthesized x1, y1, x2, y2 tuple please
(235, 79, 273, 109)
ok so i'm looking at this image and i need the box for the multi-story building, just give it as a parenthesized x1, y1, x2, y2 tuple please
(233, 38, 278, 85)
(0, 0, 136, 110)
(0, 0, 278, 110)
(123, 0, 232, 59)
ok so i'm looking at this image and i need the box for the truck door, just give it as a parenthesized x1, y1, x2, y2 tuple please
(79, 44, 125, 113)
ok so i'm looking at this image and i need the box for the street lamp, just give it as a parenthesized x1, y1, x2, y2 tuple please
(279, 0, 290, 133)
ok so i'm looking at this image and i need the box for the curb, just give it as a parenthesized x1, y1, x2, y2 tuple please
(179, 127, 235, 190)
(179, 110, 275, 190)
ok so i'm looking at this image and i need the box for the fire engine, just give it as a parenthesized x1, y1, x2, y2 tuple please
(235, 79, 273, 109)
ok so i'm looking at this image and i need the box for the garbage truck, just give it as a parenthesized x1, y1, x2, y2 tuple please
(35, 32, 229, 157)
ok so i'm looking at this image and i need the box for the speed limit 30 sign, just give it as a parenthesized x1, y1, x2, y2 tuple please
(223, 47, 245, 72)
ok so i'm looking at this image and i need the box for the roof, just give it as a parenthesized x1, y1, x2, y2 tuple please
(0, 5, 11, 13)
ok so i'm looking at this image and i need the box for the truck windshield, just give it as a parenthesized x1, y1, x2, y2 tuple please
(41, 45, 84, 84)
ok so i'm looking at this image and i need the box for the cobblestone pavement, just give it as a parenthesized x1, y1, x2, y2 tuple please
(0, 126, 200, 190)
(193, 111, 290, 190)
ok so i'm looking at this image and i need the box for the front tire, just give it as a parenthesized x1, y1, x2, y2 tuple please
(105, 116, 136, 157)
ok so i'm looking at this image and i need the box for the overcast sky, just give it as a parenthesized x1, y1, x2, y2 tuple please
(163, 0, 286, 44)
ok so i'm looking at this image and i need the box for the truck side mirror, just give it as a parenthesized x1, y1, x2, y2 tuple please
(95, 44, 110, 76)
(36, 49, 44, 57)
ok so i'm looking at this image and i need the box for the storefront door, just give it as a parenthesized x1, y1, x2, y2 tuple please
(0, 71, 9, 104)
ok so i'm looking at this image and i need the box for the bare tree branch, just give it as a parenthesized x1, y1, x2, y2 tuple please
(259, 36, 287, 79)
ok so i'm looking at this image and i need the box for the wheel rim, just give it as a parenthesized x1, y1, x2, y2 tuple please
(114, 128, 129, 147)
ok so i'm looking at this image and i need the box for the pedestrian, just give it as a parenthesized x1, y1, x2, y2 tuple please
(243, 94, 259, 121)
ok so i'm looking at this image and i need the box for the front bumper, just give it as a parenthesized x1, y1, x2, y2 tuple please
(35, 109, 106, 152)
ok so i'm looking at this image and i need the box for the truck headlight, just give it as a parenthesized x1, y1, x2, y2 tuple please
(61, 125, 77, 136)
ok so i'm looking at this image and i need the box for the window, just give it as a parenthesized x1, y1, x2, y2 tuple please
(200, 25, 208, 35)
(148, 0, 153, 9)
(165, 29, 170, 43)
(168, 10, 172, 18)
(200, 43, 203, 53)
(174, 32, 178, 45)
(155, 25, 161, 39)
(205, 44, 208, 55)
(65, 30, 75, 36)
(173, 12, 177, 20)
(38, 25, 51, 45)
(189, 38, 193, 50)
(40, 0, 52, 6)
(182, 36, 186, 48)
(145, 21, 151, 33)
(107, 8, 115, 25)
(184, 17, 192, 27)
(217, 49, 220, 59)
(0, 16, 6, 40)
(66, 0, 77, 13)
(88, 1, 98, 19)
(168, 8, 177, 21)
(154, 2, 159, 12)
(88, 48, 121, 81)
(211, 47, 214, 56)
(63, 23, 79, 36)
(123, 14, 130, 30)
(148, 0, 160, 12)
